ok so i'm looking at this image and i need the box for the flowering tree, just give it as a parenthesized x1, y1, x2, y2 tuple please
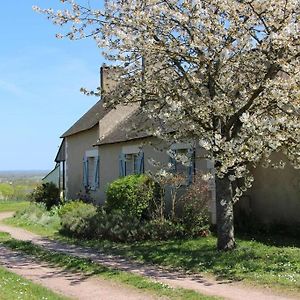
(34, 0, 300, 250)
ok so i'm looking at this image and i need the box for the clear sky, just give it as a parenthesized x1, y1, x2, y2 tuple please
(0, 0, 104, 171)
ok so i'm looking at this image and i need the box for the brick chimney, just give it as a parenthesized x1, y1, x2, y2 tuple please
(99, 64, 139, 140)
(100, 65, 122, 95)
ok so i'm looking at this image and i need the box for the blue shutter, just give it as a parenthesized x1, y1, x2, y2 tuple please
(83, 157, 88, 187)
(94, 156, 100, 188)
(169, 150, 177, 173)
(187, 148, 195, 185)
(119, 153, 125, 177)
(136, 151, 144, 174)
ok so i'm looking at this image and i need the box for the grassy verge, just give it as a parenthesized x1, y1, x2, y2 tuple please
(4, 203, 60, 237)
(0, 236, 67, 300)
(0, 267, 69, 300)
(5, 216, 59, 237)
(69, 236, 300, 293)
(0, 235, 218, 300)
(0, 201, 29, 212)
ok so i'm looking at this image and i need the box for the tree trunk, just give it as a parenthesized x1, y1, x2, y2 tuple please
(215, 175, 236, 251)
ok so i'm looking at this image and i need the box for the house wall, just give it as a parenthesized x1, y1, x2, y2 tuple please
(96, 138, 216, 222)
(65, 125, 99, 200)
(97, 137, 170, 204)
(241, 153, 300, 225)
(65, 121, 300, 226)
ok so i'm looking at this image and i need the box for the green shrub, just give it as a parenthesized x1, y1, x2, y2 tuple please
(177, 174, 211, 237)
(29, 182, 60, 210)
(91, 209, 141, 242)
(139, 219, 185, 240)
(105, 175, 155, 219)
(59, 200, 97, 238)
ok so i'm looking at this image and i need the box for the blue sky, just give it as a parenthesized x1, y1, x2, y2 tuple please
(0, 1, 104, 171)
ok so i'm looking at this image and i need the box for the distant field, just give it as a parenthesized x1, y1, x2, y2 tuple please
(0, 170, 46, 201)
(0, 201, 29, 212)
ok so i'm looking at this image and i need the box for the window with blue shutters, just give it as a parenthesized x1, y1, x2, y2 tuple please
(119, 150, 144, 176)
(169, 148, 195, 185)
(83, 157, 89, 188)
(83, 150, 100, 190)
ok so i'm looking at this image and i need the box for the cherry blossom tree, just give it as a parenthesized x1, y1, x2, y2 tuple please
(34, 0, 300, 250)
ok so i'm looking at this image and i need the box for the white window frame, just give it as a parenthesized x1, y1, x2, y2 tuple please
(120, 145, 144, 177)
(84, 149, 99, 191)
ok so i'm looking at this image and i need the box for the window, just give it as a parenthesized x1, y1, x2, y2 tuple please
(170, 147, 195, 185)
(119, 151, 144, 176)
(83, 150, 99, 190)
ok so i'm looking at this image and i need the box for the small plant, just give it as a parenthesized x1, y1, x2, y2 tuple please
(92, 209, 141, 242)
(29, 182, 60, 210)
(140, 219, 185, 240)
(77, 188, 95, 204)
(12, 202, 61, 233)
(178, 174, 211, 237)
(59, 200, 97, 238)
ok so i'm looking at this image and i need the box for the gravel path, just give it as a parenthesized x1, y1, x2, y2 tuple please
(0, 212, 298, 300)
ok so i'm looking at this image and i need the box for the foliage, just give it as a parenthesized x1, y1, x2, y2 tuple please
(35, 0, 300, 250)
(29, 182, 60, 210)
(0, 265, 66, 300)
(77, 188, 95, 204)
(58, 200, 97, 238)
(0, 183, 33, 201)
(106, 175, 155, 219)
(9, 202, 61, 236)
(179, 174, 211, 237)
(0, 183, 14, 199)
(91, 209, 141, 242)
(140, 219, 185, 241)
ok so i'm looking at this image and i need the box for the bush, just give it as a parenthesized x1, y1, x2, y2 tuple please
(91, 209, 141, 242)
(105, 175, 155, 219)
(59, 200, 97, 238)
(29, 182, 60, 210)
(178, 174, 211, 237)
(139, 219, 185, 240)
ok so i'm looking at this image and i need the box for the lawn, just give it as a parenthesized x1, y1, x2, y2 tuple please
(65, 235, 300, 293)
(0, 201, 29, 212)
(0, 256, 67, 300)
(3, 203, 300, 294)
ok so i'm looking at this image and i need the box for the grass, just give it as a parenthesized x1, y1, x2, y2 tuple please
(0, 234, 218, 300)
(0, 235, 68, 300)
(0, 267, 69, 300)
(4, 203, 60, 237)
(5, 215, 59, 237)
(0, 201, 29, 212)
(69, 235, 300, 293)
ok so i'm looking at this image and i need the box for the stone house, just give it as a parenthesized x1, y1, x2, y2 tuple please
(53, 66, 300, 227)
